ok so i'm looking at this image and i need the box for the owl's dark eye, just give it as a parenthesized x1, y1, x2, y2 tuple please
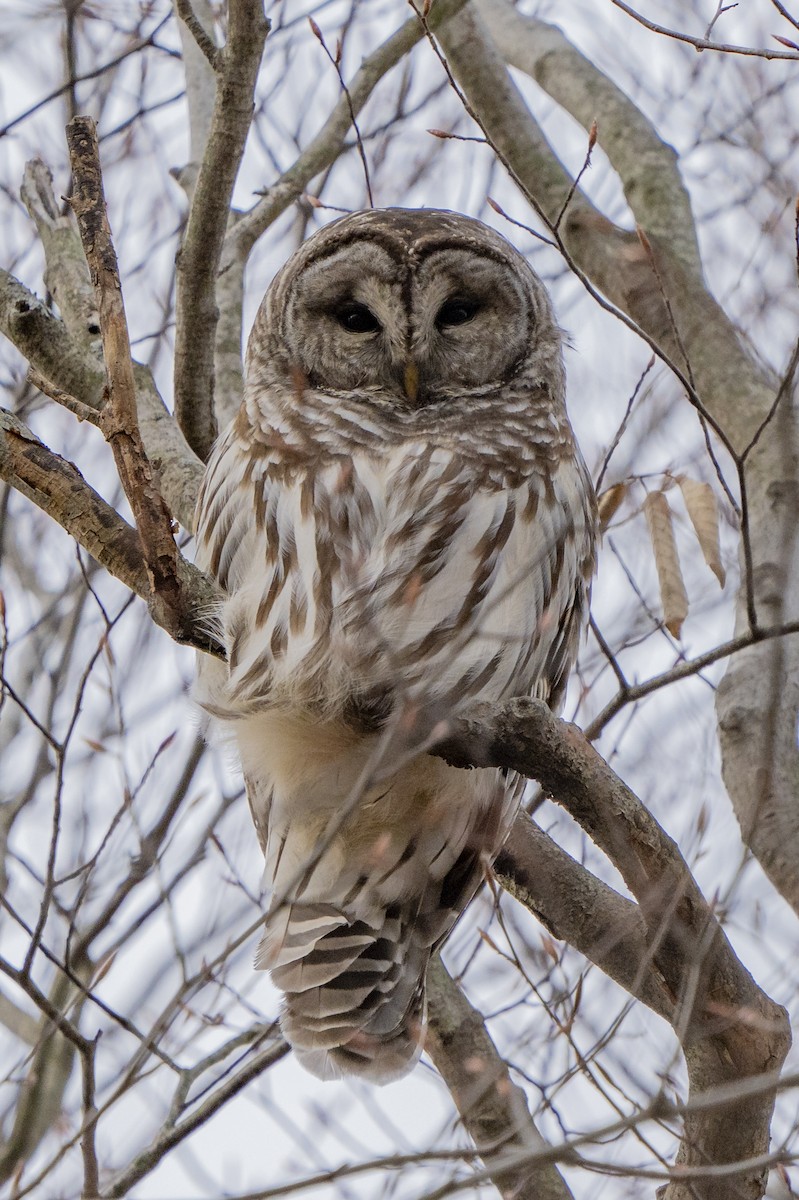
(335, 302, 381, 334)
(436, 297, 479, 328)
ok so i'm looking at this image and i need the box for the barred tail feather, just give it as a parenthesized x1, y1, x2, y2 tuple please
(260, 900, 430, 1083)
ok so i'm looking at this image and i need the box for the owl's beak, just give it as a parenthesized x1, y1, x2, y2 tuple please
(402, 360, 420, 404)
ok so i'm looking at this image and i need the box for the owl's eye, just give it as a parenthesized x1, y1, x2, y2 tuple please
(335, 302, 381, 333)
(436, 298, 479, 328)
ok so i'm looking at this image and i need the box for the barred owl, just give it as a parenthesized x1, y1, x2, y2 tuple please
(195, 208, 596, 1083)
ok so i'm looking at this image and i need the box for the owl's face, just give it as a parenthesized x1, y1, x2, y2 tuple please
(251, 209, 562, 409)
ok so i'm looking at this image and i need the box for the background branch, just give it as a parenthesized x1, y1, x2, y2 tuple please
(0, 409, 221, 653)
(173, 0, 269, 461)
(65, 115, 192, 645)
(426, 958, 574, 1200)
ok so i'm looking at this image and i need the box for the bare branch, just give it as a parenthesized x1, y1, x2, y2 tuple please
(173, 0, 269, 461)
(21, 158, 100, 345)
(175, 0, 219, 70)
(426, 958, 575, 1200)
(478, 0, 702, 272)
(0, 409, 222, 654)
(65, 116, 195, 647)
(0, 267, 202, 532)
(434, 698, 791, 1197)
(495, 816, 674, 1022)
(610, 0, 799, 60)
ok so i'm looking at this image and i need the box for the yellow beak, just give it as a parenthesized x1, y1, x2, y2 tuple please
(403, 361, 419, 404)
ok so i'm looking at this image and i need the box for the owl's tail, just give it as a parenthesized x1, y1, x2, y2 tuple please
(258, 901, 429, 1083)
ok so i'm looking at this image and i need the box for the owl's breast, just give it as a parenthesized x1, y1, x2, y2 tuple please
(200, 434, 592, 724)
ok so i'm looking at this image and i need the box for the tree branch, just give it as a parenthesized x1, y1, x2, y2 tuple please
(426, 958, 574, 1200)
(1, 268, 202, 534)
(20, 158, 101, 345)
(477, 0, 701, 273)
(434, 698, 791, 1200)
(0, 409, 222, 654)
(173, 0, 269, 461)
(65, 115, 195, 647)
(495, 814, 674, 1022)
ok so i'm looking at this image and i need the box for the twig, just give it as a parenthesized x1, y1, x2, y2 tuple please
(0, 16, 172, 141)
(104, 1041, 288, 1196)
(610, 0, 799, 59)
(554, 119, 597, 232)
(704, 2, 738, 40)
(27, 367, 100, 425)
(485, 197, 556, 246)
(771, 0, 799, 33)
(309, 18, 374, 206)
(64, 116, 193, 644)
(594, 354, 655, 492)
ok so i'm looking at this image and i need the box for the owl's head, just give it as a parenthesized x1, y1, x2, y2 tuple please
(247, 209, 563, 410)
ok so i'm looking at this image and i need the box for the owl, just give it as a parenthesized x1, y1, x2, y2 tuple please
(194, 208, 596, 1083)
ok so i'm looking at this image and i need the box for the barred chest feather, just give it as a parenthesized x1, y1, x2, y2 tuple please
(195, 400, 594, 726)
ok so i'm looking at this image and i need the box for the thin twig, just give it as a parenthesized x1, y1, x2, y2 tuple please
(771, 0, 799, 33)
(594, 354, 655, 492)
(610, 0, 799, 59)
(554, 120, 597, 232)
(309, 18, 374, 206)
(27, 367, 100, 425)
(0, 15, 172, 140)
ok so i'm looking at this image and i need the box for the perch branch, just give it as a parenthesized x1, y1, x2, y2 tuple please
(441, 0, 799, 943)
(495, 815, 673, 1022)
(434, 698, 791, 1200)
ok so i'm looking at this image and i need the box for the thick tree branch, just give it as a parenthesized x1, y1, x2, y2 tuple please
(495, 814, 674, 1022)
(434, 698, 791, 1200)
(21, 158, 100, 345)
(1, 265, 202, 534)
(0, 269, 105, 406)
(173, 0, 268, 461)
(426, 958, 574, 1200)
